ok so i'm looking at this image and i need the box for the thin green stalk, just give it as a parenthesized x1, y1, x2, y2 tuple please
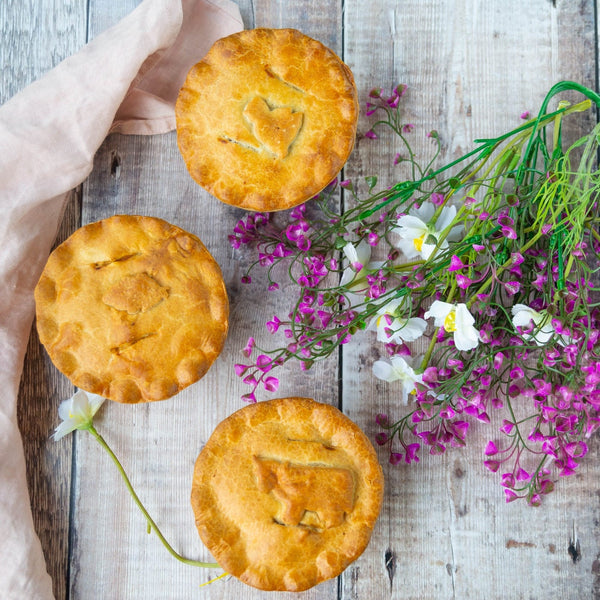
(87, 425, 219, 569)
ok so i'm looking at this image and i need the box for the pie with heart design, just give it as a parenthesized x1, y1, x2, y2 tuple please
(191, 397, 384, 591)
(175, 28, 359, 212)
(34, 215, 229, 403)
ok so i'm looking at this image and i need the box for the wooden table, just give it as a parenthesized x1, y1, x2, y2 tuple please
(5, 0, 600, 598)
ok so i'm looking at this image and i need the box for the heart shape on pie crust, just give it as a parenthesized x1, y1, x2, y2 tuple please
(243, 96, 303, 158)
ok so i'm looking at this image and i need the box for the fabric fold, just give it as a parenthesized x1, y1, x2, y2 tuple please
(0, 0, 242, 597)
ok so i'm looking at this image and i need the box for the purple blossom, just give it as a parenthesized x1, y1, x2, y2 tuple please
(485, 441, 498, 455)
(266, 316, 282, 334)
(256, 355, 273, 373)
(242, 337, 255, 358)
(263, 376, 279, 392)
(389, 453, 403, 465)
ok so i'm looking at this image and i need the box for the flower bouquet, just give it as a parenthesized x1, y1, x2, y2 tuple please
(231, 80, 600, 506)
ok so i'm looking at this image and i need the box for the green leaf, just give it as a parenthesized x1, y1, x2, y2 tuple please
(365, 175, 378, 190)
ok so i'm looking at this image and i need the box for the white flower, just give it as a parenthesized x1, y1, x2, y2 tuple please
(53, 390, 105, 441)
(372, 355, 424, 404)
(368, 297, 427, 344)
(339, 240, 383, 302)
(511, 304, 558, 346)
(424, 300, 480, 351)
(393, 201, 462, 260)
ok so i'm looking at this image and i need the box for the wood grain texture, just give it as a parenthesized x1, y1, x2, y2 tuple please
(17, 192, 80, 600)
(2, 2, 86, 600)
(68, 2, 342, 598)
(342, 1, 600, 599)
(7, 0, 600, 598)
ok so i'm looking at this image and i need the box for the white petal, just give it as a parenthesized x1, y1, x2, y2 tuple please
(53, 421, 77, 441)
(400, 386, 410, 405)
(354, 240, 372, 265)
(397, 214, 428, 233)
(379, 298, 403, 315)
(511, 303, 534, 317)
(396, 238, 421, 259)
(455, 303, 475, 328)
(373, 360, 396, 382)
(511, 305, 538, 328)
(375, 319, 394, 342)
(447, 225, 463, 242)
(70, 389, 90, 418)
(340, 266, 355, 287)
(420, 242, 437, 260)
(342, 242, 359, 264)
(424, 301, 453, 323)
(532, 322, 555, 345)
(389, 355, 411, 373)
(396, 317, 427, 342)
(454, 326, 480, 351)
(412, 201, 435, 222)
(87, 393, 106, 416)
(435, 204, 457, 231)
(57, 398, 73, 421)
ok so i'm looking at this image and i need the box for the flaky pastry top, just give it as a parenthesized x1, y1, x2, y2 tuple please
(176, 28, 359, 211)
(34, 215, 228, 403)
(191, 397, 384, 591)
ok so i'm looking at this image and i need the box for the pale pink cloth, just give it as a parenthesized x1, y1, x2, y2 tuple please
(0, 1, 242, 598)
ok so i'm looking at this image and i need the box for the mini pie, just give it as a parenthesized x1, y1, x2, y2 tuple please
(175, 28, 359, 212)
(191, 397, 384, 591)
(34, 215, 229, 403)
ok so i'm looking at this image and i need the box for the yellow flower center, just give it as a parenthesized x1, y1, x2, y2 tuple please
(413, 234, 426, 251)
(444, 310, 457, 332)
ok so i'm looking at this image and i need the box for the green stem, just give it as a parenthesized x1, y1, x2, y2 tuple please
(358, 96, 591, 221)
(87, 425, 219, 569)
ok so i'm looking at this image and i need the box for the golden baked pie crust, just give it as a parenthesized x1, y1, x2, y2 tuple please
(191, 397, 384, 591)
(176, 28, 359, 212)
(34, 215, 229, 403)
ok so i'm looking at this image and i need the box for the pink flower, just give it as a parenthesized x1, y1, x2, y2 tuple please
(448, 255, 466, 271)
(405, 443, 420, 463)
(484, 441, 498, 456)
(389, 453, 403, 465)
(484, 460, 500, 472)
(266, 316, 282, 334)
(256, 355, 273, 373)
(242, 337, 255, 357)
(430, 192, 445, 206)
(375, 432, 389, 445)
(234, 364, 248, 377)
(456, 274, 473, 289)
(376, 413, 389, 427)
(263, 376, 279, 392)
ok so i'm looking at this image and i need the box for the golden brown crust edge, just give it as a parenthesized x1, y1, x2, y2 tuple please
(34, 215, 229, 403)
(191, 397, 384, 591)
(175, 28, 359, 212)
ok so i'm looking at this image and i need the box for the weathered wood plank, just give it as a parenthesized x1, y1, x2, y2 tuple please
(1, 2, 87, 599)
(7, 0, 600, 598)
(69, 1, 342, 598)
(342, 0, 600, 598)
